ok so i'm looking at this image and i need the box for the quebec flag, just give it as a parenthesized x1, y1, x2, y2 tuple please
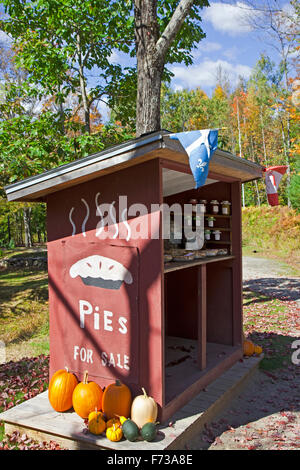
(169, 129, 218, 188)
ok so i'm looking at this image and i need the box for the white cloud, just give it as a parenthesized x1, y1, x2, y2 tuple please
(170, 59, 252, 90)
(0, 31, 12, 46)
(193, 41, 222, 58)
(108, 49, 135, 67)
(109, 50, 122, 65)
(203, 2, 260, 36)
(222, 46, 240, 61)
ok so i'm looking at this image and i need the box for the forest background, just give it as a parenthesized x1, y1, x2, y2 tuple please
(0, 0, 299, 249)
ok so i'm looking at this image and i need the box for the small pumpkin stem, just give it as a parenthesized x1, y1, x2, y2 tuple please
(142, 387, 148, 398)
(83, 370, 88, 384)
(65, 366, 69, 373)
(115, 379, 122, 386)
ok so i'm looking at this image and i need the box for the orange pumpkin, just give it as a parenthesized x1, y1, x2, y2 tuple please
(48, 367, 78, 412)
(254, 345, 263, 355)
(102, 379, 132, 420)
(243, 339, 255, 356)
(72, 370, 103, 419)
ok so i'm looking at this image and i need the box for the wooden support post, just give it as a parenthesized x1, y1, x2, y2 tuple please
(231, 181, 243, 347)
(197, 264, 207, 370)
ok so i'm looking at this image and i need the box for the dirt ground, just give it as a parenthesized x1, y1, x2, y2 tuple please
(187, 256, 300, 450)
(188, 363, 300, 450)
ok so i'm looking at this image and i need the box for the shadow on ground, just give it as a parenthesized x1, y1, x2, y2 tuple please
(243, 277, 300, 302)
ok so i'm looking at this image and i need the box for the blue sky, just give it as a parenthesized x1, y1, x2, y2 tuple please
(170, 1, 295, 95)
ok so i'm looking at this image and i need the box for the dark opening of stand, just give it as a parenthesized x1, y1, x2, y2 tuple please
(162, 170, 240, 406)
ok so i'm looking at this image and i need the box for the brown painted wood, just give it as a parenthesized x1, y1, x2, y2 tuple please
(230, 181, 243, 347)
(164, 255, 235, 274)
(160, 158, 242, 184)
(159, 157, 191, 175)
(47, 159, 164, 410)
(197, 265, 206, 370)
(206, 261, 234, 346)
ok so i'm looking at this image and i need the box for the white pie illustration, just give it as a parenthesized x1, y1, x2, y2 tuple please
(69, 255, 133, 290)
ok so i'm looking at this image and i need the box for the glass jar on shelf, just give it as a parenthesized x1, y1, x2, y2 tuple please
(189, 198, 198, 213)
(199, 199, 207, 213)
(213, 230, 221, 241)
(206, 216, 216, 227)
(210, 200, 219, 214)
(204, 229, 211, 240)
(221, 200, 231, 215)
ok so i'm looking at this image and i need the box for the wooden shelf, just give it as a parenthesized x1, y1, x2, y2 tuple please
(164, 255, 235, 274)
(204, 214, 231, 218)
(204, 227, 231, 231)
(205, 240, 231, 244)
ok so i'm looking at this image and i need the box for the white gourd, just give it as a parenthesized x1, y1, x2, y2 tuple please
(131, 387, 158, 429)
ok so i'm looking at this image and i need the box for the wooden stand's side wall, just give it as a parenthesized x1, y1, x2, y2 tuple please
(46, 159, 164, 409)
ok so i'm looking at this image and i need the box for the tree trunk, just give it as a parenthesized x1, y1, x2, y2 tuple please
(260, 106, 268, 166)
(23, 207, 32, 248)
(7, 215, 11, 244)
(280, 119, 291, 207)
(235, 97, 245, 207)
(254, 180, 261, 206)
(136, 58, 164, 136)
(76, 32, 91, 134)
(135, 0, 163, 136)
(134, 0, 195, 137)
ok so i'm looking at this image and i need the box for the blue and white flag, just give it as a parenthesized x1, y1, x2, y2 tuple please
(169, 129, 218, 188)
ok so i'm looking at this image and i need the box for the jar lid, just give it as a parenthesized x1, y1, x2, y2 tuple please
(213, 230, 221, 234)
(199, 199, 207, 203)
(221, 200, 231, 205)
(189, 199, 198, 204)
(210, 200, 219, 204)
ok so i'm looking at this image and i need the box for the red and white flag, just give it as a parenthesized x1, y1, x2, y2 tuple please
(264, 165, 288, 206)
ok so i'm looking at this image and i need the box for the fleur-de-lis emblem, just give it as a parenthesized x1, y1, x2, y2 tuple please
(196, 158, 207, 172)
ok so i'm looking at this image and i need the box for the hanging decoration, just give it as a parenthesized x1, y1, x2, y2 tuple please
(264, 165, 288, 206)
(169, 129, 219, 188)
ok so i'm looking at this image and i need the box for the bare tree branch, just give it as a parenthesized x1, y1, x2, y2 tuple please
(156, 0, 198, 60)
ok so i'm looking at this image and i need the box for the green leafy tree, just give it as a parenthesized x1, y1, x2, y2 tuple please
(288, 156, 300, 212)
(1, 0, 133, 133)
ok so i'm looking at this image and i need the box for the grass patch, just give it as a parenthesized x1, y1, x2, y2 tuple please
(0, 246, 46, 260)
(0, 269, 49, 348)
(242, 206, 300, 271)
(258, 335, 293, 371)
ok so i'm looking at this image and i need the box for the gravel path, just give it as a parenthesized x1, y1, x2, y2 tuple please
(243, 256, 300, 304)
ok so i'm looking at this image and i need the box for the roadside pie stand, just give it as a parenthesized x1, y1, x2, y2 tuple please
(5, 130, 263, 423)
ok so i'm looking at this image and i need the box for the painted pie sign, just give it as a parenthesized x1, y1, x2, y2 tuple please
(61, 239, 139, 383)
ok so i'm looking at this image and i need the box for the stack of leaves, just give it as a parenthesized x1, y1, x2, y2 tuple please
(0, 355, 49, 413)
